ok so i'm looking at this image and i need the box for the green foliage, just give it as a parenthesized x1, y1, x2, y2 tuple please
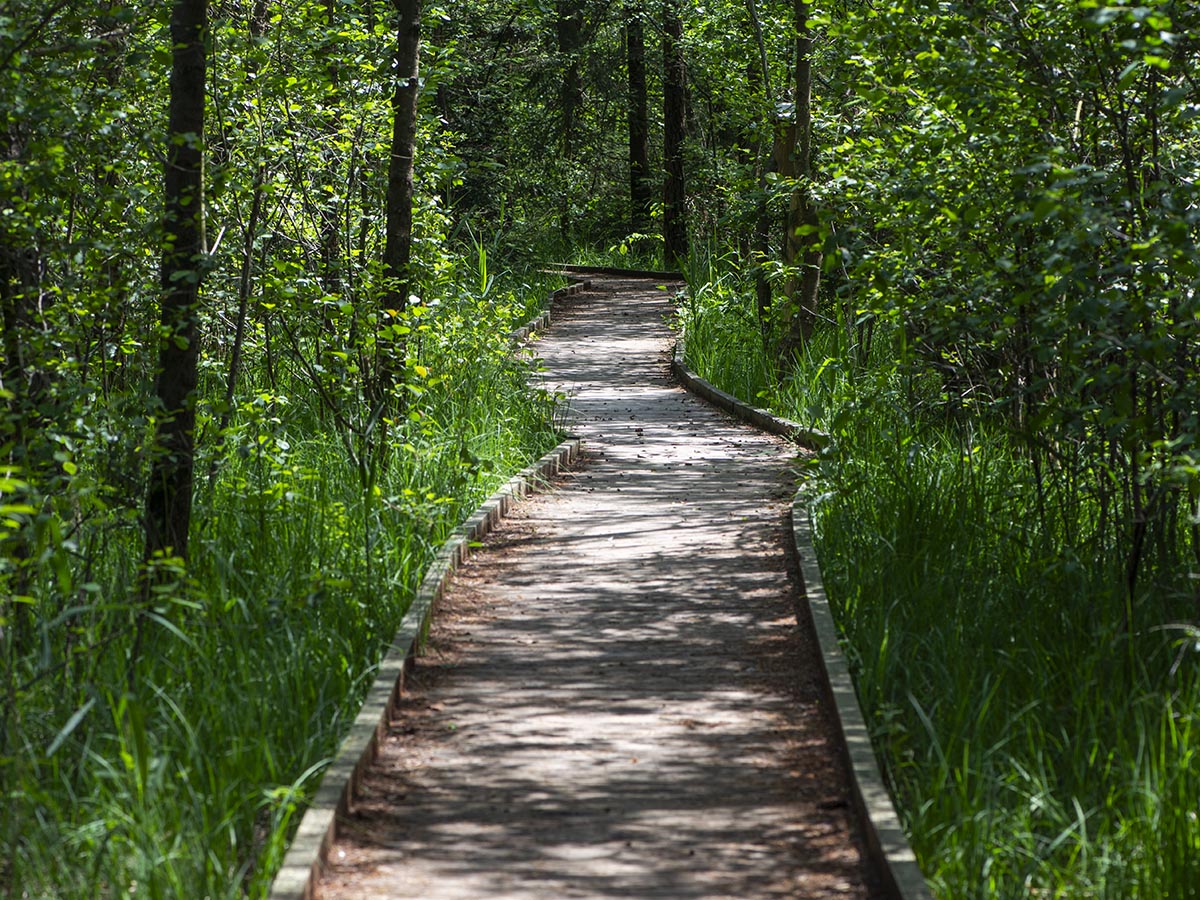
(668, 9, 1200, 886)
(687, 2, 1199, 893)
(816, 1, 1200, 567)
(429, 0, 637, 246)
(1, 2, 563, 896)
(5, 0, 1198, 894)
(682, 244, 1200, 897)
(3, 269, 560, 897)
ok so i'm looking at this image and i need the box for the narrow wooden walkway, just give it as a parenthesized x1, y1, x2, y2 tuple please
(317, 275, 882, 898)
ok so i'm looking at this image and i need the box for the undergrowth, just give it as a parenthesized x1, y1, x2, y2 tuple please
(1, 265, 564, 898)
(567, 232, 665, 271)
(681, 259, 1200, 899)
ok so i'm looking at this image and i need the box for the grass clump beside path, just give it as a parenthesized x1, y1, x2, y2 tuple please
(680, 262, 1200, 900)
(2, 266, 564, 899)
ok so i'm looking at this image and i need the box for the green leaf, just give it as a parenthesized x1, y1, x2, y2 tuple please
(46, 698, 96, 758)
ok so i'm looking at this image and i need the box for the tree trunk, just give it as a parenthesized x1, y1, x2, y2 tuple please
(208, 163, 267, 491)
(745, 0, 774, 343)
(556, 1, 584, 156)
(662, 0, 688, 269)
(144, 0, 207, 565)
(555, 1, 584, 235)
(626, 0, 651, 234)
(377, 0, 422, 414)
(318, 0, 344, 301)
(778, 0, 822, 367)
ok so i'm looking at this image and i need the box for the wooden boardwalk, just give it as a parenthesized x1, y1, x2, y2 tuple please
(316, 275, 883, 899)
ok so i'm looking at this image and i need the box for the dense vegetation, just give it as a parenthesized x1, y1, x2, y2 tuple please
(2, 3, 564, 896)
(680, 2, 1200, 897)
(2, 0, 1197, 897)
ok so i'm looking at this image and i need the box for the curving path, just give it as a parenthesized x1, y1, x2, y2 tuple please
(317, 274, 883, 899)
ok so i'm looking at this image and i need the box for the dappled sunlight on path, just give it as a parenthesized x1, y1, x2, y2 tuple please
(318, 275, 882, 899)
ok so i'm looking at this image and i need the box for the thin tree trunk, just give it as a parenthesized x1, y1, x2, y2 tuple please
(745, 0, 774, 342)
(626, 0, 651, 234)
(318, 0, 344, 300)
(556, 1, 584, 156)
(206, 2, 272, 489)
(207, 164, 267, 490)
(555, 1, 584, 235)
(662, 0, 688, 269)
(144, 0, 207, 565)
(778, 0, 822, 366)
(377, 0, 422, 416)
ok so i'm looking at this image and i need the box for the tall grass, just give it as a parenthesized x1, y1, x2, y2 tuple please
(2, 268, 563, 898)
(567, 232, 665, 271)
(681, 262, 1200, 899)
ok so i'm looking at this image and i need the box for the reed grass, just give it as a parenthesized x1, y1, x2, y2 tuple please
(680, 261, 1200, 899)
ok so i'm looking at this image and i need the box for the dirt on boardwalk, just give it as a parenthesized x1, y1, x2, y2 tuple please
(318, 276, 883, 899)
